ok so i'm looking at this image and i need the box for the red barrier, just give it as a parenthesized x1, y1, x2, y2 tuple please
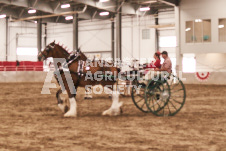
(0, 61, 43, 71)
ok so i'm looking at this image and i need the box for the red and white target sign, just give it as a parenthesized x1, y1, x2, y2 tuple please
(196, 72, 210, 81)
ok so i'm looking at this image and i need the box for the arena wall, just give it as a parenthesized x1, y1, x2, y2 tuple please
(0, 21, 45, 61)
(182, 72, 226, 85)
(0, 19, 6, 60)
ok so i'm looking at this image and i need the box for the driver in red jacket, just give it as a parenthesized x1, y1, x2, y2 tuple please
(145, 52, 161, 70)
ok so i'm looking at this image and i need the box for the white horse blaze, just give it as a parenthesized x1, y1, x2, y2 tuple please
(64, 97, 77, 117)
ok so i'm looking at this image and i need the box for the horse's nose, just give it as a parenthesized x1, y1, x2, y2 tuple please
(38, 56, 42, 61)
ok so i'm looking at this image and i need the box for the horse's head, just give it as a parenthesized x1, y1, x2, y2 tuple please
(38, 41, 56, 61)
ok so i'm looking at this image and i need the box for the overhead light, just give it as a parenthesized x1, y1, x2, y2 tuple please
(99, 12, 109, 16)
(0, 14, 6, 18)
(28, 9, 36, 14)
(195, 19, 202, 22)
(185, 28, 191, 31)
(99, 0, 109, 2)
(61, 4, 70, 8)
(65, 16, 73, 20)
(218, 25, 224, 28)
(34, 21, 37, 24)
(139, 7, 150, 11)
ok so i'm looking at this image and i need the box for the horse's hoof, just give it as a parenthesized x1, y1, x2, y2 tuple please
(102, 109, 111, 116)
(102, 108, 121, 116)
(64, 110, 77, 117)
(64, 113, 77, 117)
(84, 96, 92, 99)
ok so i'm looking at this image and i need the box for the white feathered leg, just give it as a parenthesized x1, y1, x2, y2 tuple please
(58, 103, 65, 113)
(104, 87, 113, 98)
(64, 97, 77, 117)
(102, 90, 123, 116)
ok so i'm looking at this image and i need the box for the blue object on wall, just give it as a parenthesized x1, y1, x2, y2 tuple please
(203, 35, 209, 41)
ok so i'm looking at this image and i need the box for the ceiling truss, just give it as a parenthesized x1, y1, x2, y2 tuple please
(0, 0, 179, 23)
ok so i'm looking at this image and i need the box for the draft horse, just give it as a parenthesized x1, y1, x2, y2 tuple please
(38, 41, 122, 117)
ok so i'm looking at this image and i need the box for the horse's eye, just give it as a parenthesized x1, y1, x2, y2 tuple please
(46, 47, 50, 52)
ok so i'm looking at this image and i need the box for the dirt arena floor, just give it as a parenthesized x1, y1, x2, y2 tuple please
(0, 83, 226, 151)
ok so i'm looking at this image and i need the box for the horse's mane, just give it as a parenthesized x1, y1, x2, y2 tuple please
(55, 43, 87, 60)
(54, 43, 118, 69)
(55, 44, 70, 55)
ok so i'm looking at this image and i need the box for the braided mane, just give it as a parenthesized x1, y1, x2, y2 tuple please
(55, 43, 87, 60)
(55, 44, 71, 55)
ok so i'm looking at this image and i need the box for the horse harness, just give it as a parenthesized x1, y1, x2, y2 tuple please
(54, 52, 118, 88)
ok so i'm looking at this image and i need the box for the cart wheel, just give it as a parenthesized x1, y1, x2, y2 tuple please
(166, 75, 186, 116)
(131, 81, 150, 113)
(145, 75, 186, 116)
(145, 80, 170, 116)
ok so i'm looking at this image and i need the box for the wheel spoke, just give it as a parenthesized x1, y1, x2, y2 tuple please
(170, 78, 174, 85)
(171, 82, 179, 90)
(147, 97, 152, 106)
(171, 88, 183, 93)
(151, 96, 155, 111)
(171, 95, 184, 98)
(171, 98, 183, 105)
(153, 96, 161, 111)
(167, 102, 171, 114)
(141, 102, 146, 109)
(158, 99, 163, 109)
(137, 94, 144, 98)
(136, 98, 144, 103)
(168, 100, 177, 110)
(162, 101, 165, 115)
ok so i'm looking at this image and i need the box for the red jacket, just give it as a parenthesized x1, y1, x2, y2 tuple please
(145, 59, 161, 69)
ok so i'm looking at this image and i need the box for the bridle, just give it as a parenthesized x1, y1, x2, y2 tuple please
(40, 44, 55, 60)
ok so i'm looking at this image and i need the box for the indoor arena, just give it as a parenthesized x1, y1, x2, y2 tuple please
(0, 0, 226, 150)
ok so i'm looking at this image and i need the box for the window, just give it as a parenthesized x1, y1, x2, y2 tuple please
(17, 47, 38, 56)
(203, 20, 211, 42)
(185, 21, 194, 43)
(219, 19, 226, 42)
(194, 20, 203, 43)
(17, 47, 38, 61)
(186, 19, 211, 43)
(159, 36, 176, 47)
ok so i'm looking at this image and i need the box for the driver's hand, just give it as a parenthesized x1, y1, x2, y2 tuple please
(155, 68, 159, 71)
